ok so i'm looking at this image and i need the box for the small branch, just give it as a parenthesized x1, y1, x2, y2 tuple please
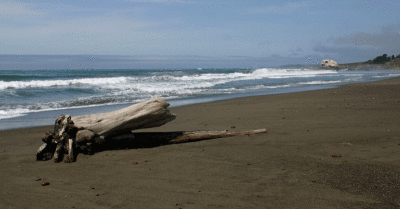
(168, 129, 268, 144)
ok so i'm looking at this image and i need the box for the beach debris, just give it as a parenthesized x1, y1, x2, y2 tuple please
(133, 161, 138, 165)
(36, 97, 268, 163)
(339, 142, 353, 146)
(41, 181, 50, 186)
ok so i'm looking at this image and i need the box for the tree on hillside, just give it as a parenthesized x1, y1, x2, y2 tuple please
(371, 54, 390, 64)
(366, 54, 399, 64)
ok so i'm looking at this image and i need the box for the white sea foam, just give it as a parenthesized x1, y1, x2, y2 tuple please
(0, 99, 145, 120)
(175, 68, 337, 82)
(372, 74, 400, 78)
(0, 68, 343, 120)
(0, 77, 129, 90)
(251, 68, 337, 79)
(128, 68, 339, 93)
(0, 68, 337, 91)
(2, 68, 398, 122)
(297, 80, 343, 85)
(241, 84, 292, 90)
(0, 109, 30, 120)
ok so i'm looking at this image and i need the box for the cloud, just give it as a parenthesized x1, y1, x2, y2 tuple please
(0, 13, 181, 38)
(311, 22, 400, 63)
(0, 11, 187, 55)
(312, 44, 376, 62)
(121, 0, 191, 3)
(334, 32, 400, 51)
(246, 1, 314, 15)
(0, 54, 301, 69)
(0, 0, 44, 19)
(296, 47, 303, 52)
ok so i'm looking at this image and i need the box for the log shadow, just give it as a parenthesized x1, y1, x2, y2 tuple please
(37, 128, 267, 162)
(85, 129, 267, 155)
(93, 131, 187, 153)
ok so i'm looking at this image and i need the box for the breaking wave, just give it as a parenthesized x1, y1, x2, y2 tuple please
(1, 67, 399, 121)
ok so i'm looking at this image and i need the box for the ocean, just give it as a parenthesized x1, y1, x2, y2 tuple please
(1, 66, 399, 130)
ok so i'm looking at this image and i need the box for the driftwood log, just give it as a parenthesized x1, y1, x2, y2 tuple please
(72, 97, 176, 137)
(36, 97, 267, 163)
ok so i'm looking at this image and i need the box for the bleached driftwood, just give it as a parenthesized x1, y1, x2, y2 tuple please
(36, 97, 268, 163)
(37, 97, 176, 162)
(72, 97, 176, 137)
(36, 114, 80, 163)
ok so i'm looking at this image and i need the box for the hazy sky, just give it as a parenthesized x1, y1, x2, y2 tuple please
(1, 0, 400, 67)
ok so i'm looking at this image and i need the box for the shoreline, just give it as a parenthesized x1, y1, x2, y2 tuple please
(1, 76, 400, 208)
(2, 67, 400, 131)
(0, 83, 338, 131)
(1, 76, 398, 132)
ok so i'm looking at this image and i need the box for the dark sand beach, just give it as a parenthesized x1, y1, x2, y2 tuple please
(1, 77, 400, 209)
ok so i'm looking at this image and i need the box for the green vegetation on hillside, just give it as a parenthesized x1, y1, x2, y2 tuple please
(365, 54, 400, 64)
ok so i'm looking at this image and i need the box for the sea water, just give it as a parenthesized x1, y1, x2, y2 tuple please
(1, 65, 399, 130)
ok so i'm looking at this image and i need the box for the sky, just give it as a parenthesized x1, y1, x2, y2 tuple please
(1, 0, 400, 68)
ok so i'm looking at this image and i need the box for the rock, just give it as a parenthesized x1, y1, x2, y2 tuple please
(41, 181, 50, 186)
(321, 59, 338, 67)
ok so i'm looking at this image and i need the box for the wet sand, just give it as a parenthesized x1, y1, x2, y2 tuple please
(1, 77, 400, 208)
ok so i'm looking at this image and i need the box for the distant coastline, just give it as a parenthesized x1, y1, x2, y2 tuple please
(335, 53, 400, 70)
(282, 55, 400, 70)
(282, 63, 400, 70)
(337, 63, 399, 71)
(337, 63, 400, 70)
